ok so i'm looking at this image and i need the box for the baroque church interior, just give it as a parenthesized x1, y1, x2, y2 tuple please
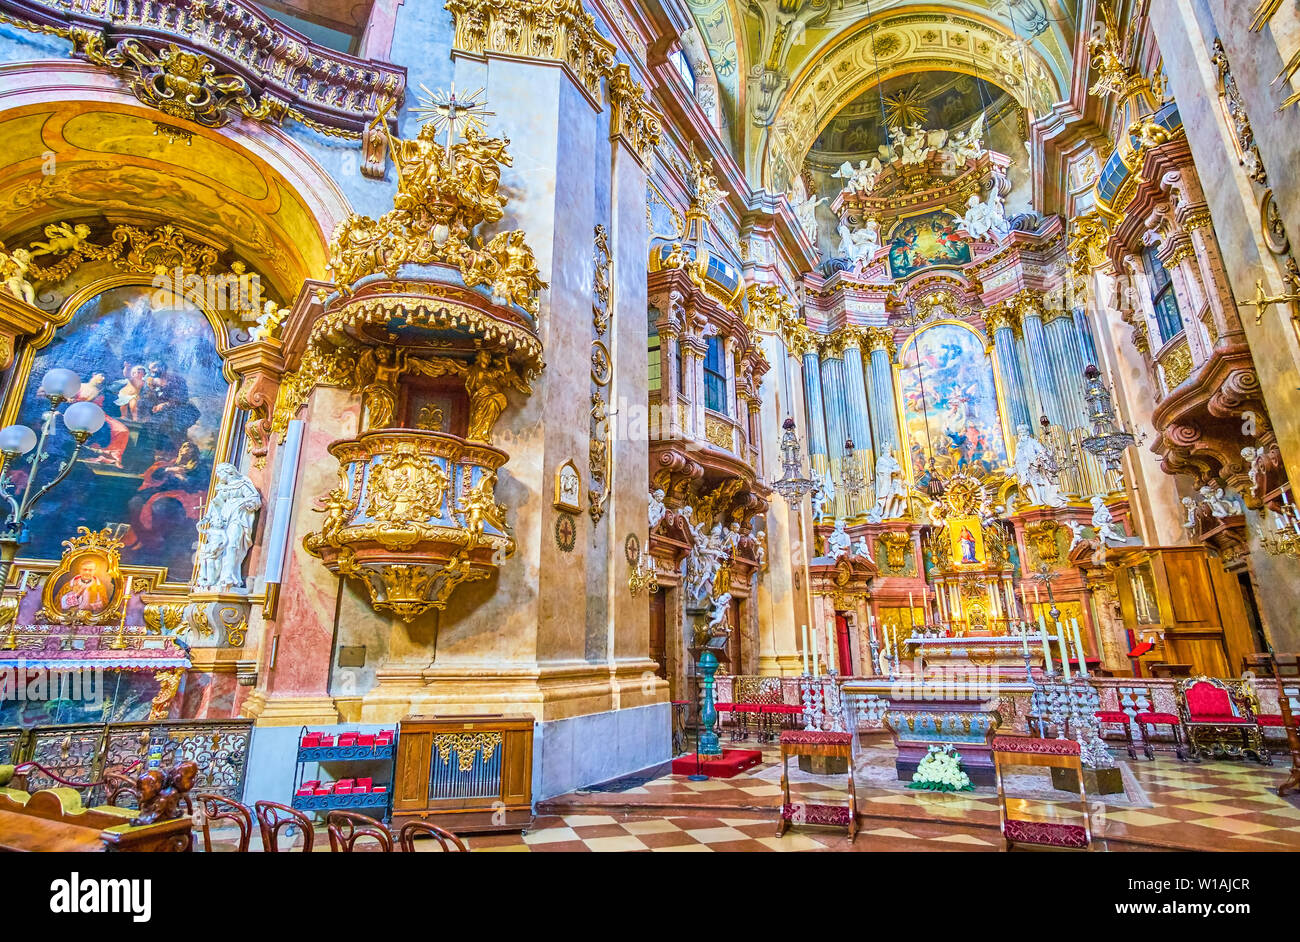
(1, 0, 1300, 862)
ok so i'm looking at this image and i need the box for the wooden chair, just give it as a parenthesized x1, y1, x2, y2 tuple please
(195, 793, 252, 853)
(254, 800, 315, 852)
(1177, 675, 1270, 764)
(327, 811, 394, 852)
(397, 820, 467, 852)
(993, 736, 1091, 851)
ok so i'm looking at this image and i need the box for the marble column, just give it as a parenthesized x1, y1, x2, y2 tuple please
(987, 307, 1033, 433)
(820, 351, 849, 461)
(1043, 312, 1091, 429)
(801, 350, 829, 458)
(1020, 304, 1066, 428)
(864, 327, 900, 459)
(840, 336, 875, 459)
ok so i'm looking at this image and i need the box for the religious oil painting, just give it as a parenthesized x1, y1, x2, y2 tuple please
(947, 515, 986, 567)
(886, 210, 972, 279)
(899, 322, 1007, 480)
(15, 284, 228, 580)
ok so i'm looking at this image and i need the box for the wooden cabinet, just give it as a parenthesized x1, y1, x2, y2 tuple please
(391, 715, 533, 832)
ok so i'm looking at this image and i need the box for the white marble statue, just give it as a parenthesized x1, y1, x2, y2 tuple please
(837, 218, 881, 269)
(1181, 495, 1201, 531)
(685, 517, 727, 602)
(726, 522, 742, 552)
(900, 124, 945, 165)
(195, 463, 263, 591)
(811, 468, 835, 520)
(648, 488, 667, 529)
(1090, 496, 1129, 547)
(1066, 520, 1088, 552)
(707, 592, 732, 633)
(826, 519, 852, 559)
(1012, 425, 1067, 508)
(1242, 446, 1262, 498)
(852, 535, 873, 561)
(942, 114, 986, 166)
(832, 158, 883, 195)
(960, 192, 1012, 242)
(868, 445, 909, 522)
(1199, 485, 1242, 519)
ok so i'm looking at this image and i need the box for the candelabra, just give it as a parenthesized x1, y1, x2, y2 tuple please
(1035, 413, 1076, 479)
(0, 368, 106, 588)
(628, 551, 660, 596)
(1080, 364, 1141, 472)
(771, 416, 816, 504)
(1257, 488, 1300, 557)
(838, 437, 867, 501)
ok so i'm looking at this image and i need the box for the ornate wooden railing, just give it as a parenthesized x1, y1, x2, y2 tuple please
(0, 718, 252, 805)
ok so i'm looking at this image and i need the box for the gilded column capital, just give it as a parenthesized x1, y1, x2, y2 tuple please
(608, 63, 662, 165)
(783, 321, 817, 359)
(1009, 288, 1043, 322)
(864, 325, 896, 359)
(746, 282, 795, 332)
(819, 331, 847, 359)
(1183, 208, 1215, 232)
(445, 0, 617, 102)
(1068, 212, 1111, 270)
(983, 303, 1022, 338)
(837, 324, 867, 351)
(1163, 238, 1196, 269)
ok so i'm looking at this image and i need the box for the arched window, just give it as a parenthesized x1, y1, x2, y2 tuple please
(670, 50, 696, 95)
(1143, 246, 1183, 345)
(647, 311, 661, 393)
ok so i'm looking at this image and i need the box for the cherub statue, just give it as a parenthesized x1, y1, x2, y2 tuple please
(852, 535, 873, 561)
(28, 222, 92, 258)
(825, 519, 852, 559)
(649, 488, 667, 529)
(1090, 496, 1129, 546)
(0, 245, 35, 304)
(1066, 519, 1088, 552)
(133, 760, 199, 826)
(707, 592, 732, 633)
(1199, 484, 1242, 518)
(251, 299, 287, 341)
(1181, 495, 1201, 531)
(961, 192, 1011, 242)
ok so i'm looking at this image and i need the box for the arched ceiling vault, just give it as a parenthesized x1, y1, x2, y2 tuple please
(682, 0, 1076, 192)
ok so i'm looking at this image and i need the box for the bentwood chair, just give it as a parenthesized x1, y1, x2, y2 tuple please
(327, 810, 394, 852)
(397, 820, 467, 852)
(254, 800, 315, 852)
(195, 793, 253, 853)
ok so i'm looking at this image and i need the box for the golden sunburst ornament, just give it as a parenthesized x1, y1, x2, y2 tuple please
(410, 82, 495, 151)
(883, 82, 928, 128)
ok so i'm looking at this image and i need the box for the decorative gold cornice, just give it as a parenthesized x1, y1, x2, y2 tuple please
(1183, 208, 1215, 232)
(1164, 239, 1196, 269)
(607, 63, 662, 165)
(445, 0, 617, 103)
(782, 320, 818, 359)
(746, 283, 796, 332)
(1068, 212, 1111, 271)
(1159, 338, 1194, 390)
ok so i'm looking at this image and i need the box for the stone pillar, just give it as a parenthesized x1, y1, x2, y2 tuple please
(864, 327, 900, 458)
(800, 350, 829, 457)
(987, 306, 1034, 432)
(819, 350, 848, 460)
(1043, 312, 1091, 429)
(840, 335, 875, 459)
(1020, 304, 1065, 427)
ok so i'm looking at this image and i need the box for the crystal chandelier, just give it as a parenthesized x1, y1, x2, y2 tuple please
(1080, 364, 1139, 472)
(838, 437, 867, 500)
(771, 416, 816, 503)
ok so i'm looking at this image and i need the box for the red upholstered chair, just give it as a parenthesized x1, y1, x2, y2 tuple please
(254, 800, 316, 852)
(195, 793, 253, 853)
(992, 736, 1092, 851)
(1133, 708, 1185, 761)
(1177, 676, 1270, 764)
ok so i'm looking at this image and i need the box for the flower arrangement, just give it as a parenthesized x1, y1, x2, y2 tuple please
(908, 744, 974, 792)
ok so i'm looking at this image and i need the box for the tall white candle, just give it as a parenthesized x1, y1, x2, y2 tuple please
(828, 620, 838, 672)
(1056, 625, 1071, 681)
(1020, 625, 1029, 656)
(1038, 614, 1052, 673)
(1071, 618, 1088, 676)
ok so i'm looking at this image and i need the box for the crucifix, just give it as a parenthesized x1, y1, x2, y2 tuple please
(411, 82, 493, 165)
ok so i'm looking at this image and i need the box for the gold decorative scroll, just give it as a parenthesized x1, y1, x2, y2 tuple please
(608, 63, 662, 164)
(432, 730, 502, 772)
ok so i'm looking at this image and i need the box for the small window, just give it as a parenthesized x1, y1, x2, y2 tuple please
(670, 50, 696, 95)
(704, 335, 727, 415)
(648, 314, 661, 393)
(1143, 247, 1182, 345)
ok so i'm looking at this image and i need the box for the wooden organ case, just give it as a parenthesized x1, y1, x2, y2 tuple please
(392, 715, 533, 832)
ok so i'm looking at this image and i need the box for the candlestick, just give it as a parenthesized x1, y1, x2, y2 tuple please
(1033, 584, 1040, 605)
(1020, 625, 1029, 656)
(812, 629, 819, 676)
(1071, 618, 1088, 677)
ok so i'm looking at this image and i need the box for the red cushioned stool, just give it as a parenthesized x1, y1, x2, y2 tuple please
(1094, 710, 1138, 760)
(992, 736, 1092, 851)
(1134, 710, 1186, 761)
(776, 730, 856, 842)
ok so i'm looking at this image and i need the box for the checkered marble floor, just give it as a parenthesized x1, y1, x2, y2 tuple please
(536, 741, 1300, 852)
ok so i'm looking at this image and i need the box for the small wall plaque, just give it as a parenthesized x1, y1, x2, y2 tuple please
(554, 459, 582, 513)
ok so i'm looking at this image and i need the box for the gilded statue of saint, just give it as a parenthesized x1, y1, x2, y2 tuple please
(465, 351, 530, 442)
(357, 345, 406, 431)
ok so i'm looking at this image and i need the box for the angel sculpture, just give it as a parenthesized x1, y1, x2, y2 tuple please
(0, 246, 34, 304)
(943, 114, 986, 167)
(28, 222, 93, 258)
(837, 218, 881, 270)
(960, 192, 1011, 242)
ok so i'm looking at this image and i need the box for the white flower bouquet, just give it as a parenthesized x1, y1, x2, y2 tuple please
(907, 743, 974, 792)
